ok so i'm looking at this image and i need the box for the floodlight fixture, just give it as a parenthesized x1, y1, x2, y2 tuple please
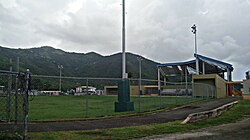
(191, 24, 197, 34)
(191, 24, 199, 75)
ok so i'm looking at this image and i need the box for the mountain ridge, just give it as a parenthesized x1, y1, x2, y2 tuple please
(0, 46, 159, 84)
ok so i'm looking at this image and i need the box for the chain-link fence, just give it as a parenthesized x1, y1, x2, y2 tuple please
(160, 82, 215, 106)
(27, 75, 215, 121)
(0, 69, 30, 139)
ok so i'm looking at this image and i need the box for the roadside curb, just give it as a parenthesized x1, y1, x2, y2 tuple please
(182, 101, 238, 124)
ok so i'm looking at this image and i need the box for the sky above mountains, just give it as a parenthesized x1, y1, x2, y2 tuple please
(0, 0, 249, 80)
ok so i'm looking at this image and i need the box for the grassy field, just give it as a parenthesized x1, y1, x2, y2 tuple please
(28, 95, 202, 121)
(26, 100, 250, 140)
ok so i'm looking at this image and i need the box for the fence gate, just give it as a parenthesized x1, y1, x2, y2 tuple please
(0, 69, 30, 139)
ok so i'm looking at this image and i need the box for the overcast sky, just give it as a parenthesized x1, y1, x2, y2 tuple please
(0, 0, 249, 80)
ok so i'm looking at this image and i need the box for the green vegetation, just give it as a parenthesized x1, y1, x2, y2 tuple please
(0, 46, 159, 90)
(27, 100, 250, 140)
(0, 132, 23, 140)
(29, 95, 201, 121)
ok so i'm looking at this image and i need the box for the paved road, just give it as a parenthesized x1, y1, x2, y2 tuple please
(0, 97, 240, 132)
(139, 118, 250, 140)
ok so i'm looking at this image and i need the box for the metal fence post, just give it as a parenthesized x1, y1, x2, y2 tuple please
(138, 80, 141, 113)
(15, 57, 19, 126)
(7, 58, 12, 123)
(24, 69, 30, 140)
(175, 83, 178, 105)
(85, 78, 89, 117)
(158, 68, 162, 109)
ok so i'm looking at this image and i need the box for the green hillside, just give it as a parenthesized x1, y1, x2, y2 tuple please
(0, 46, 159, 90)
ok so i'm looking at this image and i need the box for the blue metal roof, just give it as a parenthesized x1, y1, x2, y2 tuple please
(157, 60, 196, 67)
(194, 54, 233, 70)
(157, 54, 233, 71)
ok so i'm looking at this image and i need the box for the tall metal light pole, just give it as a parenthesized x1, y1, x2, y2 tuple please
(137, 56, 143, 112)
(191, 24, 199, 75)
(115, 0, 134, 112)
(122, 0, 127, 79)
(137, 57, 143, 92)
(58, 65, 63, 92)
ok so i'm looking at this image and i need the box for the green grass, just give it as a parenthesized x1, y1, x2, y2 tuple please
(0, 132, 23, 140)
(2, 99, 249, 140)
(28, 95, 202, 121)
(27, 100, 250, 140)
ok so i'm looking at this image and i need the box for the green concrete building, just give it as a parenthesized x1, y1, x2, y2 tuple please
(192, 74, 227, 98)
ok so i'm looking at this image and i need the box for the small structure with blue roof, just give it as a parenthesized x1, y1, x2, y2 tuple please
(157, 54, 234, 98)
(157, 53, 233, 82)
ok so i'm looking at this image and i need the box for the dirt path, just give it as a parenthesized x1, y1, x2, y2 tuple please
(138, 118, 250, 140)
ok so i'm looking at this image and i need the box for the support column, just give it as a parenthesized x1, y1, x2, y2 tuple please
(185, 66, 188, 94)
(202, 61, 205, 74)
(227, 68, 231, 82)
(229, 71, 232, 81)
(164, 77, 166, 87)
(226, 68, 232, 96)
(196, 58, 199, 75)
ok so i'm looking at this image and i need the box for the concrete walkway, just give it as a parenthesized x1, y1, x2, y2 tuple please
(0, 97, 240, 132)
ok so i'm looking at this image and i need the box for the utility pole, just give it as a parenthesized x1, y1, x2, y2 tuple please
(191, 24, 199, 75)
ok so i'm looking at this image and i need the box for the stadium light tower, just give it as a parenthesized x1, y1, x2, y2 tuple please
(137, 57, 143, 93)
(122, 0, 127, 79)
(137, 56, 143, 112)
(191, 24, 199, 75)
(115, 0, 134, 112)
(58, 65, 63, 92)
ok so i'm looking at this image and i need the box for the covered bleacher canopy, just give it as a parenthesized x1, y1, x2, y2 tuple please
(157, 54, 233, 81)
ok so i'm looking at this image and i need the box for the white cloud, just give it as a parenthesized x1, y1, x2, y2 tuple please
(247, 0, 250, 5)
(66, 0, 85, 14)
(0, 0, 250, 80)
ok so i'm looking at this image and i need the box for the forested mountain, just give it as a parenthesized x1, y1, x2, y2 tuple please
(0, 46, 159, 90)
